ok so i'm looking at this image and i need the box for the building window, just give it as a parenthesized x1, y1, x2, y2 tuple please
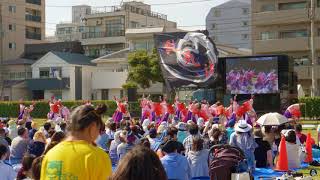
(9, 5, 16, 13)
(241, 34, 249, 40)
(89, 49, 100, 58)
(261, 32, 277, 40)
(211, 23, 216, 29)
(213, 9, 221, 17)
(261, 4, 275, 12)
(39, 67, 61, 78)
(106, 17, 125, 37)
(279, 2, 307, 10)
(242, 8, 249, 15)
(318, 0, 320, 7)
(9, 43, 16, 49)
(280, 30, 308, 38)
(130, 21, 139, 28)
(39, 68, 50, 78)
(101, 89, 109, 100)
(78, 26, 85, 32)
(3, 96, 9, 101)
(242, 21, 249, 27)
(9, 24, 16, 31)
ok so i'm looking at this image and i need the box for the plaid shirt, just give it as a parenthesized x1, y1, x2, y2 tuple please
(183, 134, 210, 155)
(183, 135, 194, 155)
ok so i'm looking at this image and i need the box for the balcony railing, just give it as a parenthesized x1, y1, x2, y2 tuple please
(26, 14, 41, 22)
(26, 31, 41, 40)
(82, 31, 125, 39)
(26, 0, 41, 5)
(90, 4, 167, 20)
(27, 78, 70, 90)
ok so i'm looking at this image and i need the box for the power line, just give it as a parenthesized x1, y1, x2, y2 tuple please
(1, 0, 215, 8)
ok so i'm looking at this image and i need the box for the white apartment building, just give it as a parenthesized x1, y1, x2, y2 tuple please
(206, 0, 251, 49)
(27, 51, 95, 100)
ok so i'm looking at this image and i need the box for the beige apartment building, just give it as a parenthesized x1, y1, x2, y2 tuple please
(0, 0, 45, 61)
(0, 0, 45, 100)
(252, 0, 320, 96)
(81, 1, 177, 58)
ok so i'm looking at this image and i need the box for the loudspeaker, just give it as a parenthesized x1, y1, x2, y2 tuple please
(127, 88, 137, 102)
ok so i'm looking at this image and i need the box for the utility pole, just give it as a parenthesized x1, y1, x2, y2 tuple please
(310, 0, 317, 97)
(0, 5, 4, 100)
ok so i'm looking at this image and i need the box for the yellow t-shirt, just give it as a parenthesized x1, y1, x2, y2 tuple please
(40, 140, 112, 180)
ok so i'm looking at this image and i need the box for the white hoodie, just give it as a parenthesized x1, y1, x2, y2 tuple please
(187, 149, 210, 178)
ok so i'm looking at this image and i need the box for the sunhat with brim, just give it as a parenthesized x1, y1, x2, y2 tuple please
(176, 122, 187, 131)
(235, 120, 252, 133)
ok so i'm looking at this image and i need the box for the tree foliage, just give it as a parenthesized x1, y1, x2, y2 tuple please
(126, 49, 163, 89)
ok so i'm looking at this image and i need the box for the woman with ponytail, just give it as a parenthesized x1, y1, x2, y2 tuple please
(40, 104, 112, 180)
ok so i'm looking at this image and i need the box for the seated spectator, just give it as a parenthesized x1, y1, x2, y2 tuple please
(183, 124, 199, 155)
(253, 129, 273, 168)
(31, 156, 43, 180)
(282, 130, 305, 169)
(176, 122, 188, 144)
(28, 122, 38, 140)
(229, 120, 257, 171)
(226, 118, 236, 140)
(208, 126, 227, 147)
(46, 129, 56, 145)
(96, 125, 109, 152)
(41, 104, 112, 179)
(10, 127, 29, 163)
(28, 131, 46, 157)
(0, 144, 16, 180)
(8, 120, 17, 139)
(117, 131, 135, 160)
(262, 125, 275, 146)
(43, 131, 65, 155)
(16, 154, 36, 180)
(148, 128, 162, 152)
(110, 146, 167, 180)
(0, 128, 9, 159)
(187, 137, 209, 178)
(295, 124, 307, 144)
(4, 128, 12, 146)
(109, 131, 122, 165)
(139, 137, 151, 149)
(42, 122, 51, 139)
(59, 122, 67, 133)
(106, 122, 117, 140)
(161, 140, 191, 180)
(158, 127, 185, 158)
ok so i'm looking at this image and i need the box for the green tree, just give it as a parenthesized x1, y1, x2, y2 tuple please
(125, 49, 163, 89)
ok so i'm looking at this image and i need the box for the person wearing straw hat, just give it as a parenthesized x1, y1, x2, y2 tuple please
(229, 120, 257, 171)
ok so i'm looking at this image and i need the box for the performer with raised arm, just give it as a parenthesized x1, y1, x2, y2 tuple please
(59, 102, 70, 122)
(47, 96, 60, 121)
(17, 100, 35, 129)
(140, 94, 152, 121)
(112, 96, 130, 123)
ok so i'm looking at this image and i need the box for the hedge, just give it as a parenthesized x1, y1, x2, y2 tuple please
(2, 97, 317, 119)
(0, 101, 140, 119)
(299, 97, 320, 119)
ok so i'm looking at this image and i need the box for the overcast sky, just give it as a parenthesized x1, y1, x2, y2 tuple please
(46, 0, 228, 36)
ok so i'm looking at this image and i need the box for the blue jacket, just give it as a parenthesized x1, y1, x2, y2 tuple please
(161, 153, 191, 180)
(28, 141, 45, 157)
(96, 133, 109, 151)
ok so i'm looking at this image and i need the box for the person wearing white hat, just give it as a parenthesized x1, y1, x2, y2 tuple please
(229, 120, 257, 171)
(176, 122, 188, 144)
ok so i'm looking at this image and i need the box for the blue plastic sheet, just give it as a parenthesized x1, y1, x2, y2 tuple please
(253, 162, 312, 180)
(313, 148, 320, 158)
